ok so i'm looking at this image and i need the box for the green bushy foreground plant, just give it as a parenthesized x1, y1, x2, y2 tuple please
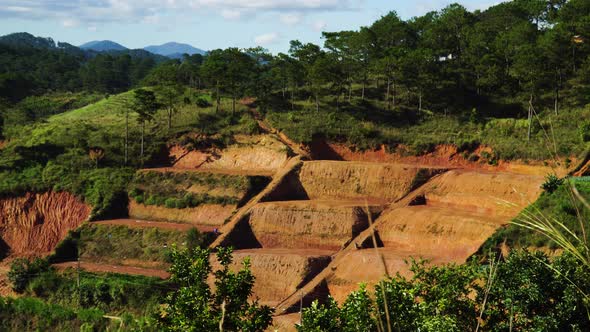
(6, 247, 273, 331)
(298, 250, 590, 332)
(158, 247, 273, 332)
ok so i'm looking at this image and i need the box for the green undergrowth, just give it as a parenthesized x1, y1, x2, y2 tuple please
(0, 89, 261, 219)
(52, 223, 212, 267)
(3, 91, 105, 127)
(0, 296, 126, 332)
(266, 103, 590, 161)
(480, 178, 590, 252)
(10, 257, 171, 317)
(128, 171, 270, 209)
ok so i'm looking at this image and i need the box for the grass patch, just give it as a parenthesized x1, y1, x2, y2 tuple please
(480, 178, 590, 251)
(128, 171, 269, 209)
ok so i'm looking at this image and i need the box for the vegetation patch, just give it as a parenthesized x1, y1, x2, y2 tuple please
(128, 171, 269, 209)
(481, 178, 590, 251)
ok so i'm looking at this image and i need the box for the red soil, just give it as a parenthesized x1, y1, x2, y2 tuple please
(53, 261, 170, 279)
(128, 200, 235, 226)
(308, 139, 571, 176)
(0, 192, 91, 256)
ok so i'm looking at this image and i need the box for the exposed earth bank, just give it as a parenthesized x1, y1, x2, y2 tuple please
(0, 192, 90, 257)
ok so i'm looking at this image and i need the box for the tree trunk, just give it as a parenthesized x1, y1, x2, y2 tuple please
(419, 91, 423, 112)
(315, 93, 319, 112)
(124, 108, 129, 165)
(291, 85, 295, 111)
(167, 108, 172, 130)
(361, 81, 365, 100)
(392, 82, 396, 109)
(140, 121, 145, 163)
(348, 78, 352, 103)
(554, 88, 559, 116)
(386, 77, 391, 110)
(216, 81, 220, 112)
(232, 95, 236, 115)
(527, 94, 533, 141)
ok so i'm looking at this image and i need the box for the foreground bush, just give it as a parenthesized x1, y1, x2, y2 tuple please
(298, 250, 590, 332)
(159, 247, 274, 332)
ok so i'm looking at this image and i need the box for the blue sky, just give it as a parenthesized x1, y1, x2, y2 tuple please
(0, 0, 500, 53)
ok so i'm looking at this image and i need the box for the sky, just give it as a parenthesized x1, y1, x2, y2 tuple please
(0, 0, 500, 54)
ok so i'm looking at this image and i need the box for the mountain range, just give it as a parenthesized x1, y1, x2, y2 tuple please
(80, 40, 206, 58)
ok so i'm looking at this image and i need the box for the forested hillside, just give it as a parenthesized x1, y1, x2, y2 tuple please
(1, 0, 590, 331)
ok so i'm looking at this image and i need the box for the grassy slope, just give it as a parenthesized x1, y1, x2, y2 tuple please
(480, 178, 590, 252)
(267, 96, 590, 160)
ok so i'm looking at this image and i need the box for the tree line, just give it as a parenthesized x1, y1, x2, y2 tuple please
(155, 0, 589, 122)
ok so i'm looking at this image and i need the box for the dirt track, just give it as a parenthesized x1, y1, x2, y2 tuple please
(53, 261, 170, 279)
(92, 219, 216, 232)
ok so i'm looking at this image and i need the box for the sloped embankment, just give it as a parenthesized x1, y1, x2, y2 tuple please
(249, 201, 383, 251)
(0, 192, 91, 257)
(295, 161, 444, 203)
(217, 160, 444, 306)
(128, 200, 235, 226)
(170, 134, 290, 175)
(326, 169, 544, 302)
(308, 139, 569, 176)
(211, 248, 332, 307)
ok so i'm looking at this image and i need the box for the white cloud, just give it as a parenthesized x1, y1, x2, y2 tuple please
(142, 14, 160, 24)
(88, 26, 97, 32)
(254, 32, 280, 45)
(0, 0, 355, 25)
(280, 13, 302, 25)
(311, 19, 326, 31)
(62, 19, 79, 28)
(220, 9, 242, 20)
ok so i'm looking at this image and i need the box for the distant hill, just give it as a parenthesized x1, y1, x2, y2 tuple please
(144, 42, 206, 58)
(80, 40, 128, 52)
(0, 32, 57, 49)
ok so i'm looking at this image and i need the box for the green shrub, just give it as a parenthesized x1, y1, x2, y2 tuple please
(196, 97, 211, 108)
(8, 258, 51, 293)
(541, 174, 563, 193)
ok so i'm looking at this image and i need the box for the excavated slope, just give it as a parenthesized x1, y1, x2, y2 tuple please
(171, 135, 289, 174)
(128, 200, 235, 226)
(0, 192, 91, 256)
(326, 169, 544, 302)
(297, 161, 443, 203)
(211, 249, 332, 307)
(249, 201, 383, 251)
(309, 140, 568, 176)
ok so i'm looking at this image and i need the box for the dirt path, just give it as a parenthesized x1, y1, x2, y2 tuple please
(53, 261, 170, 279)
(209, 156, 303, 249)
(92, 219, 216, 232)
(247, 107, 311, 160)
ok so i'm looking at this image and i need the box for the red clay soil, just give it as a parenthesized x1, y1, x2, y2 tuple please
(128, 200, 235, 226)
(248, 200, 385, 251)
(308, 139, 571, 176)
(53, 261, 170, 279)
(92, 219, 216, 233)
(324, 169, 544, 302)
(211, 248, 332, 307)
(0, 192, 91, 256)
(297, 161, 446, 203)
(169, 135, 289, 175)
